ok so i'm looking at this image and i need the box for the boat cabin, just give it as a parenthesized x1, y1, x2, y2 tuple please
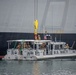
(50, 42, 66, 55)
(7, 40, 51, 58)
(7, 40, 67, 56)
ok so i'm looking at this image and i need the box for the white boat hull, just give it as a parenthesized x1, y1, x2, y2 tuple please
(2, 53, 76, 61)
(36, 53, 76, 60)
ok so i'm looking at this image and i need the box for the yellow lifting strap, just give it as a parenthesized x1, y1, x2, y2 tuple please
(34, 20, 38, 29)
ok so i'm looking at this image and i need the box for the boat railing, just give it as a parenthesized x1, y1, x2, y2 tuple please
(53, 49, 76, 55)
(68, 49, 76, 54)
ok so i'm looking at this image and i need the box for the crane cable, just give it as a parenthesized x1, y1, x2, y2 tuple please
(34, 0, 38, 40)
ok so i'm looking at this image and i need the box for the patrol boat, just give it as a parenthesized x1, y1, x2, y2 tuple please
(2, 39, 76, 60)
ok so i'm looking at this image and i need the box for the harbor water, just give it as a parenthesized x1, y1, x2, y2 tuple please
(0, 59, 76, 75)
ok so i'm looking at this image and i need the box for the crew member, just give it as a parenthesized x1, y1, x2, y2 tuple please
(17, 43, 21, 54)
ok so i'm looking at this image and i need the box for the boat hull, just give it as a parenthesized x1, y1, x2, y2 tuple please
(36, 53, 76, 60)
(2, 53, 76, 61)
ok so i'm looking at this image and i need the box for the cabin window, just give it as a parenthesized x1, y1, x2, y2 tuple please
(8, 42, 20, 49)
(8, 42, 33, 49)
(55, 45, 60, 50)
(39, 43, 46, 49)
(51, 44, 53, 50)
(23, 42, 33, 49)
(60, 45, 63, 49)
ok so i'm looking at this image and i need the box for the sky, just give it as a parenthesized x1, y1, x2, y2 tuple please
(0, 0, 76, 33)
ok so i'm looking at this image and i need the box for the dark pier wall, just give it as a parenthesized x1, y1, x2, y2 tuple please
(0, 32, 76, 55)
